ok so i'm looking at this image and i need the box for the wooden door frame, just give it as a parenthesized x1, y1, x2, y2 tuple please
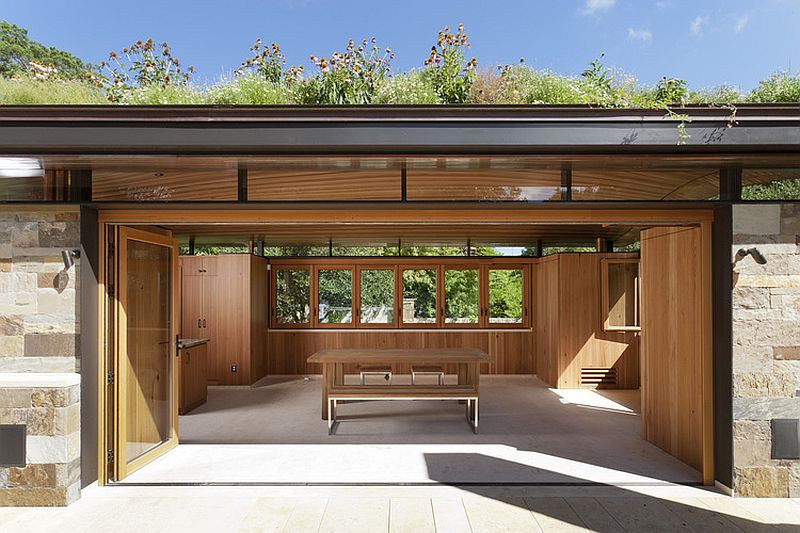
(95, 206, 715, 486)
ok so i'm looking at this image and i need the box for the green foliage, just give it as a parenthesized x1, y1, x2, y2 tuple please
(444, 269, 479, 322)
(742, 178, 800, 200)
(318, 269, 352, 322)
(205, 74, 294, 104)
(119, 83, 202, 104)
(0, 77, 105, 104)
(748, 72, 800, 102)
(234, 38, 287, 84)
(654, 77, 687, 105)
(294, 38, 394, 104)
(488, 269, 523, 321)
(275, 268, 311, 324)
(422, 24, 477, 104)
(402, 269, 437, 321)
(0, 21, 92, 80)
(373, 70, 442, 104)
(95, 38, 194, 102)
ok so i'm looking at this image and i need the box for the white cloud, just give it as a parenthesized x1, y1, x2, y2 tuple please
(690, 15, 709, 35)
(627, 28, 653, 42)
(655, 1, 673, 8)
(581, 0, 617, 15)
(735, 14, 749, 33)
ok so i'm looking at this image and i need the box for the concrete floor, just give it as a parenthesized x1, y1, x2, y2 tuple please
(123, 375, 701, 485)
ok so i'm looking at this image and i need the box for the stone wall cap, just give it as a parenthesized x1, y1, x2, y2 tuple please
(0, 372, 80, 388)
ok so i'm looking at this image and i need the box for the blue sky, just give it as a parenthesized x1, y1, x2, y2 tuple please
(3, 0, 800, 91)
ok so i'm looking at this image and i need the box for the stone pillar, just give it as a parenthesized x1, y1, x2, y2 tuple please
(732, 203, 800, 497)
(0, 374, 80, 505)
(0, 207, 81, 506)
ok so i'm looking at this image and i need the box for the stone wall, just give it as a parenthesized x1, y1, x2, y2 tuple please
(732, 203, 800, 497)
(0, 207, 81, 506)
(0, 374, 80, 505)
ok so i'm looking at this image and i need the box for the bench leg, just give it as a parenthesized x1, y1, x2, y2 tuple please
(328, 398, 338, 435)
(474, 398, 479, 434)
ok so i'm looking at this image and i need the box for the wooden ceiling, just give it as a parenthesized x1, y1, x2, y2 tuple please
(161, 222, 644, 247)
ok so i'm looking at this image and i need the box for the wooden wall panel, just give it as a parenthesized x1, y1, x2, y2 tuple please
(533, 253, 639, 389)
(266, 330, 533, 376)
(533, 258, 560, 387)
(250, 256, 269, 383)
(640, 226, 707, 474)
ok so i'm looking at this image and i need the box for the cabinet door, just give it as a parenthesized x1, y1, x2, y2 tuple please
(182, 256, 205, 277)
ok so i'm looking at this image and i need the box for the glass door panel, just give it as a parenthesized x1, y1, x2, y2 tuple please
(113, 226, 178, 480)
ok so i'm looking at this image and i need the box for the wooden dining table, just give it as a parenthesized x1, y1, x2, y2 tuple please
(307, 347, 492, 420)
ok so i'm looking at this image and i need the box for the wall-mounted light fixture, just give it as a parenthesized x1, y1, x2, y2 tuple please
(736, 247, 767, 265)
(61, 249, 80, 270)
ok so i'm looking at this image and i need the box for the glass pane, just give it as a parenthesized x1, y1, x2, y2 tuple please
(489, 269, 524, 324)
(742, 169, 800, 200)
(0, 159, 70, 201)
(606, 262, 640, 328)
(125, 239, 172, 463)
(360, 269, 395, 324)
(275, 269, 311, 324)
(92, 168, 238, 201)
(571, 164, 719, 200)
(248, 159, 401, 200)
(401, 269, 437, 324)
(318, 269, 353, 324)
(444, 269, 479, 324)
(406, 158, 561, 201)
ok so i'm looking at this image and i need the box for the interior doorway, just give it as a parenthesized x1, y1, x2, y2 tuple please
(98, 208, 714, 487)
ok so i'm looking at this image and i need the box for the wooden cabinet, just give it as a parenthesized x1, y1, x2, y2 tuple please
(179, 254, 268, 386)
(179, 342, 208, 414)
(533, 253, 640, 390)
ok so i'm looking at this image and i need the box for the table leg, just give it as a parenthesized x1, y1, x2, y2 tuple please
(322, 363, 333, 420)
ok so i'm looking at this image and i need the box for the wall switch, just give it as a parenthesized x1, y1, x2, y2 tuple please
(231, 363, 237, 373)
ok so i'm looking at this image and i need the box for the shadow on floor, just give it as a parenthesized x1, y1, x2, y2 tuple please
(424, 453, 785, 532)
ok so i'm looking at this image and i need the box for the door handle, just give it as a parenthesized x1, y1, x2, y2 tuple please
(197, 319, 201, 328)
(203, 318, 206, 328)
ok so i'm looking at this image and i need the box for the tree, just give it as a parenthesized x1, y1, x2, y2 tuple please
(0, 21, 92, 79)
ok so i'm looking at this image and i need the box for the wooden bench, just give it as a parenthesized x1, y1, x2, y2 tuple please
(326, 385, 479, 434)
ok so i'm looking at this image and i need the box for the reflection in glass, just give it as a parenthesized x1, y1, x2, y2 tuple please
(360, 269, 395, 324)
(125, 239, 171, 462)
(402, 269, 437, 324)
(489, 269, 523, 324)
(444, 269, 479, 324)
(318, 269, 353, 324)
(275, 269, 311, 324)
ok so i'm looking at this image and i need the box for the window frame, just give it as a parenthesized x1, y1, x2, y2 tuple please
(441, 264, 484, 329)
(356, 265, 399, 328)
(268, 257, 532, 331)
(270, 264, 313, 329)
(600, 258, 641, 332)
(314, 265, 356, 328)
(485, 264, 531, 329)
(399, 265, 442, 329)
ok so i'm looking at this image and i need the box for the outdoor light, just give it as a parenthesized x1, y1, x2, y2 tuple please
(736, 247, 767, 265)
(0, 157, 43, 178)
(61, 249, 80, 270)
